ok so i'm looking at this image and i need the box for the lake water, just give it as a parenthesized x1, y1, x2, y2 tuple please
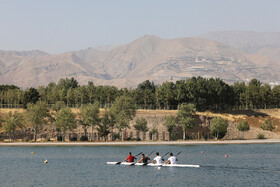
(0, 144, 280, 187)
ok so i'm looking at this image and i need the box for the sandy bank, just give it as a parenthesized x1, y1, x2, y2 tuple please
(0, 139, 280, 146)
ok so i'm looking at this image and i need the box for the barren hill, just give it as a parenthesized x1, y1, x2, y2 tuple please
(199, 31, 280, 69)
(0, 35, 279, 88)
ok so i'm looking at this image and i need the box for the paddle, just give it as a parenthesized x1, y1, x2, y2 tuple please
(116, 152, 142, 164)
(161, 152, 170, 161)
(162, 152, 170, 157)
(175, 151, 182, 161)
(147, 151, 154, 157)
(175, 151, 182, 156)
(135, 152, 143, 157)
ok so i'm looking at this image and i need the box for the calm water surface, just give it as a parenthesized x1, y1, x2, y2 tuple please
(0, 144, 280, 187)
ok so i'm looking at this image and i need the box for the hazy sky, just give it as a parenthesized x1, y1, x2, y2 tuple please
(0, 0, 279, 53)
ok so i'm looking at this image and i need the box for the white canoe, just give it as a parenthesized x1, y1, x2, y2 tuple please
(147, 163, 200, 168)
(107, 162, 121, 165)
(162, 164, 200, 168)
(107, 162, 135, 165)
(107, 162, 199, 168)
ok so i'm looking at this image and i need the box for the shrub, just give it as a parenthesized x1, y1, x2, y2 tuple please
(46, 137, 51, 141)
(113, 133, 120, 141)
(57, 136, 63, 141)
(70, 137, 77, 141)
(237, 121, 250, 132)
(257, 133, 265, 139)
(80, 136, 88, 141)
(0, 138, 4, 142)
(125, 137, 136, 141)
(24, 137, 30, 142)
(260, 119, 275, 131)
(210, 117, 228, 139)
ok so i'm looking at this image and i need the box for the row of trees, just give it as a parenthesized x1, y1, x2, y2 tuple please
(0, 95, 136, 142)
(0, 99, 275, 142)
(1, 77, 280, 110)
(0, 100, 204, 142)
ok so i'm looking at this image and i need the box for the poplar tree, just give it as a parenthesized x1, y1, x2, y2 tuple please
(177, 103, 196, 140)
(26, 101, 49, 141)
(55, 107, 77, 141)
(80, 103, 100, 141)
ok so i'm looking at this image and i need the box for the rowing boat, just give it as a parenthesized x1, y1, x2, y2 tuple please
(106, 162, 200, 168)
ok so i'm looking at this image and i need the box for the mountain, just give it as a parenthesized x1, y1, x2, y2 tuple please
(199, 31, 280, 68)
(0, 35, 279, 88)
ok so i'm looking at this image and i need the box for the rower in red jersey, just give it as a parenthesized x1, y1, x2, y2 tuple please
(123, 152, 136, 162)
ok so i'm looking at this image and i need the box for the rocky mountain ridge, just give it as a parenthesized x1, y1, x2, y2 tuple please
(0, 33, 279, 88)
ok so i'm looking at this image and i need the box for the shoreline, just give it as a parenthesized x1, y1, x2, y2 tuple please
(1, 139, 280, 146)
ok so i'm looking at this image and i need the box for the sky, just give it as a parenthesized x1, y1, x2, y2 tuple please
(0, 0, 279, 54)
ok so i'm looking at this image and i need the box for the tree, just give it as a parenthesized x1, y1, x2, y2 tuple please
(104, 109, 117, 141)
(150, 127, 158, 141)
(52, 101, 66, 112)
(136, 80, 156, 109)
(156, 82, 176, 109)
(23, 88, 40, 108)
(237, 121, 250, 139)
(260, 84, 271, 109)
(260, 119, 275, 131)
(210, 117, 228, 139)
(97, 112, 111, 141)
(55, 107, 77, 141)
(177, 103, 196, 140)
(232, 82, 247, 109)
(66, 88, 75, 107)
(26, 101, 49, 141)
(245, 79, 262, 109)
(271, 85, 280, 108)
(3, 111, 23, 142)
(134, 117, 148, 140)
(57, 77, 79, 90)
(163, 115, 176, 140)
(0, 116, 3, 128)
(111, 96, 136, 140)
(80, 103, 100, 141)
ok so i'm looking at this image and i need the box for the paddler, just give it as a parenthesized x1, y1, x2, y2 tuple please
(163, 152, 177, 164)
(151, 152, 163, 164)
(137, 153, 150, 164)
(123, 152, 136, 162)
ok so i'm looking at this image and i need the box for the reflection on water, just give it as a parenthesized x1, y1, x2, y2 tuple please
(1, 144, 280, 186)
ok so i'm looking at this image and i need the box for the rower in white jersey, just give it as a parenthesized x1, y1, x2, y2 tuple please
(164, 152, 177, 164)
(151, 152, 163, 164)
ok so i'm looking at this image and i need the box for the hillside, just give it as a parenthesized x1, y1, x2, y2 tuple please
(0, 35, 279, 88)
(199, 31, 280, 70)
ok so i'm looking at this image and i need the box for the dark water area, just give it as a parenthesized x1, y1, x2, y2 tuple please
(1, 144, 280, 187)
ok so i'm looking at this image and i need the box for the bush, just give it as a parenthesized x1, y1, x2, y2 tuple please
(136, 137, 141, 141)
(0, 138, 4, 142)
(57, 136, 63, 141)
(70, 137, 77, 141)
(24, 137, 30, 142)
(125, 137, 134, 141)
(46, 137, 51, 141)
(257, 133, 265, 139)
(80, 136, 88, 141)
(113, 133, 120, 141)
(237, 121, 250, 131)
(260, 119, 275, 131)
(210, 117, 228, 139)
